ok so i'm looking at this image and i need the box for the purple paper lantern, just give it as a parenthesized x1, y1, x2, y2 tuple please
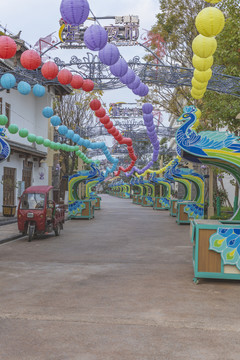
(60, 0, 90, 26)
(132, 83, 145, 96)
(143, 114, 154, 122)
(120, 68, 135, 85)
(127, 75, 141, 90)
(142, 103, 153, 114)
(140, 84, 149, 97)
(148, 124, 156, 132)
(98, 44, 120, 66)
(84, 25, 108, 51)
(110, 58, 128, 77)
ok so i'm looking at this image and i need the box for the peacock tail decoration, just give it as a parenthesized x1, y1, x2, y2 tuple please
(169, 159, 192, 201)
(209, 228, 240, 270)
(85, 167, 105, 200)
(176, 105, 240, 220)
(150, 173, 171, 208)
(68, 164, 99, 217)
(0, 127, 10, 162)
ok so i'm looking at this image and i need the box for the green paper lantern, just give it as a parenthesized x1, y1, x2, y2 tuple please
(55, 142, 61, 150)
(19, 128, 29, 138)
(0, 115, 8, 125)
(43, 139, 51, 147)
(27, 133, 36, 143)
(35, 136, 44, 145)
(49, 141, 56, 149)
(8, 124, 19, 134)
(74, 145, 79, 151)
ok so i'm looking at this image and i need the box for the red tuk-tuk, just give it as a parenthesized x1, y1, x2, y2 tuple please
(17, 185, 65, 241)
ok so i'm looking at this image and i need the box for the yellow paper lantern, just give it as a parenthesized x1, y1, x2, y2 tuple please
(191, 89, 204, 100)
(192, 35, 217, 58)
(196, 8, 225, 37)
(192, 55, 213, 71)
(191, 87, 206, 95)
(204, 0, 221, 3)
(194, 68, 212, 83)
(191, 77, 208, 90)
(195, 109, 202, 119)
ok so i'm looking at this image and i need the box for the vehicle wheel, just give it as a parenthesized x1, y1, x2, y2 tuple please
(28, 226, 34, 242)
(55, 224, 60, 236)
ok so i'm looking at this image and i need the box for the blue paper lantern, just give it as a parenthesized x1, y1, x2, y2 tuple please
(1, 73, 16, 89)
(42, 107, 54, 118)
(33, 84, 45, 97)
(77, 138, 84, 146)
(98, 44, 120, 66)
(142, 103, 153, 114)
(58, 125, 68, 135)
(120, 68, 135, 85)
(60, 0, 90, 26)
(84, 25, 108, 51)
(82, 139, 90, 147)
(17, 81, 31, 95)
(66, 130, 74, 139)
(127, 75, 141, 90)
(72, 134, 80, 143)
(50, 115, 61, 126)
(110, 58, 128, 77)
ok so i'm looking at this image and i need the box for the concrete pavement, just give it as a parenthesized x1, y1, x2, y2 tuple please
(0, 194, 239, 360)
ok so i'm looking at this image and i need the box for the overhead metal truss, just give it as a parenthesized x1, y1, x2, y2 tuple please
(1, 52, 239, 97)
(53, 53, 240, 97)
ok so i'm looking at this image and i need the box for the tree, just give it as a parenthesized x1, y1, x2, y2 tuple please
(53, 89, 103, 178)
(144, 0, 240, 121)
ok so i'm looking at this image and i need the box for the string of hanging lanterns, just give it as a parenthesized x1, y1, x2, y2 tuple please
(191, 0, 225, 99)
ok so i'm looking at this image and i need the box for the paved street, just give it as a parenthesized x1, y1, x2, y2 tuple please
(0, 194, 239, 360)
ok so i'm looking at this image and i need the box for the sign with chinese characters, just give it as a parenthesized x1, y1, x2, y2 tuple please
(109, 102, 143, 118)
(59, 16, 139, 48)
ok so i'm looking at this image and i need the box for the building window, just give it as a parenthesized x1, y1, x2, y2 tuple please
(5, 103, 10, 128)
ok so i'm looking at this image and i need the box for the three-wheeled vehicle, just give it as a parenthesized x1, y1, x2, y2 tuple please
(17, 186, 65, 241)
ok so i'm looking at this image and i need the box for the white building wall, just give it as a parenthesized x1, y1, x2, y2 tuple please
(0, 87, 52, 209)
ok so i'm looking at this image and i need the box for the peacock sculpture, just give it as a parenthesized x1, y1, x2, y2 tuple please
(68, 164, 99, 218)
(177, 105, 240, 271)
(0, 127, 10, 162)
(168, 157, 205, 222)
(149, 173, 171, 210)
(176, 105, 240, 220)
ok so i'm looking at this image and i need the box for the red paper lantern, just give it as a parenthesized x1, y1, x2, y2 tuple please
(70, 74, 84, 89)
(41, 61, 59, 80)
(0, 36, 17, 59)
(20, 50, 41, 70)
(107, 128, 115, 134)
(100, 115, 110, 124)
(124, 138, 132, 146)
(105, 121, 113, 129)
(82, 79, 94, 92)
(112, 129, 119, 136)
(90, 99, 101, 111)
(57, 69, 73, 85)
(115, 134, 123, 141)
(95, 108, 106, 118)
